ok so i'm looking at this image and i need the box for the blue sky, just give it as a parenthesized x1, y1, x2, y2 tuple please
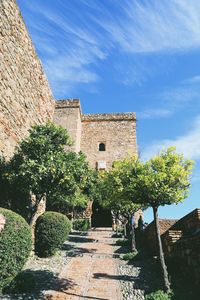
(17, 0, 200, 223)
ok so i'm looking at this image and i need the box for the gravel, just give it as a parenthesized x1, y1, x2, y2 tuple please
(0, 233, 85, 300)
(114, 243, 162, 300)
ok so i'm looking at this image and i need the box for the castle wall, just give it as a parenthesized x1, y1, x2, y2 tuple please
(0, 0, 55, 158)
(54, 100, 82, 152)
(81, 113, 137, 169)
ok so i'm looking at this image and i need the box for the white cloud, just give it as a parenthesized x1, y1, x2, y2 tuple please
(138, 109, 172, 120)
(137, 82, 200, 120)
(183, 75, 200, 84)
(99, 0, 200, 53)
(142, 116, 200, 161)
(20, 0, 200, 95)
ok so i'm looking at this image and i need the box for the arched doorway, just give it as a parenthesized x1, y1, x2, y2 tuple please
(91, 202, 112, 227)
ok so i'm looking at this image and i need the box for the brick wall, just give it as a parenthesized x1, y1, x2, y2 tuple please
(0, 0, 55, 158)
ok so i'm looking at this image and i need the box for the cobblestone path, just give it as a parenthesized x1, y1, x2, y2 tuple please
(44, 228, 122, 300)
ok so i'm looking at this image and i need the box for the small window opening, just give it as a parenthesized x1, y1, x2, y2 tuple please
(99, 143, 106, 151)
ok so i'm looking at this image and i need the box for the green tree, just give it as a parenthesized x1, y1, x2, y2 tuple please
(121, 148, 193, 293)
(1, 123, 95, 228)
(100, 160, 143, 250)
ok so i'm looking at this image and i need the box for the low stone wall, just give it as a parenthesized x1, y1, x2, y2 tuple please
(167, 233, 200, 286)
(143, 209, 200, 286)
(143, 219, 177, 255)
(170, 208, 200, 233)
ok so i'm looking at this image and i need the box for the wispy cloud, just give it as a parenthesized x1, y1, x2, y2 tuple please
(137, 80, 200, 120)
(142, 116, 200, 160)
(183, 75, 200, 84)
(138, 108, 172, 120)
(18, 0, 200, 96)
(99, 0, 200, 54)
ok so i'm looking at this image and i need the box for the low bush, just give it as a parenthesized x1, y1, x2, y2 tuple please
(112, 232, 123, 238)
(35, 211, 71, 257)
(72, 218, 90, 231)
(122, 251, 138, 261)
(0, 208, 32, 292)
(116, 239, 131, 246)
(145, 290, 172, 300)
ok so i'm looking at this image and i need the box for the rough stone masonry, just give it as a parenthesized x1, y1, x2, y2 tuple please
(54, 99, 137, 169)
(0, 0, 55, 158)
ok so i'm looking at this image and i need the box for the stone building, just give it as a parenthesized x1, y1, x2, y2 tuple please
(54, 99, 139, 227)
(54, 99, 137, 170)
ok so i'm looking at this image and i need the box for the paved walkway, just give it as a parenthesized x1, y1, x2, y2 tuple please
(44, 228, 122, 300)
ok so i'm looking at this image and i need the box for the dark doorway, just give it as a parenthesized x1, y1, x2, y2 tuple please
(91, 202, 112, 227)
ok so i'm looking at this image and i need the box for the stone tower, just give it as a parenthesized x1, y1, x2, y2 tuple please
(54, 99, 137, 169)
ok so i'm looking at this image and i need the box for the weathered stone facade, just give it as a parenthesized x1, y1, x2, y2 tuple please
(53, 100, 82, 153)
(54, 99, 137, 169)
(0, 0, 55, 158)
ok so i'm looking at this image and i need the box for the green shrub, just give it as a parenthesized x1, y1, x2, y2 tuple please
(112, 232, 123, 238)
(116, 239, 131, 246)
(0, 208, 32, 292)
(72, 218, 90, 231)
(145, 290, 172, 300)
(122, 251, 138, 261)
(35, 211, 71, 257)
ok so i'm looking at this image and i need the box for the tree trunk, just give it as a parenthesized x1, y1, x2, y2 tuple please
(29, 194, 46, 249)
(131, 225, 136, 251)
(124, 223, 127, 238)
(153, 206, 171, 293)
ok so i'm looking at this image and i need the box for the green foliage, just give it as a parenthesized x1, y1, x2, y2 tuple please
(102, 147, 193, 209)
(124, 148, 193, 208)
(73, 218, 90, 231)
(35, 211, 71, 257)
(122, 251, 138, 261)
(0, 208, 32, 292)
(112, 232, 123, 238)
(100, 158, 144, 221)
(116, 239, 131, 246)
(145, 290, 172, 300)
(4, 271, 36, 294)
(0, 123, 98, 221)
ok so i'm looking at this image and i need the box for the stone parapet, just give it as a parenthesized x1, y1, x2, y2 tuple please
(55, 99, 81, 110)
(82, 113, 136, 122)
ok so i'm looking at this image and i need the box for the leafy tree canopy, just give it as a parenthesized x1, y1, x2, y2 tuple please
(0, 123, 98, 219)
(123, 147, 194, 208)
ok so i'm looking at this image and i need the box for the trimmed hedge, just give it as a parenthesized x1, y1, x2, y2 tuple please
(0, 208, 32, 292)
(35, 211, 71, 257)
(72, 218, 90, 231)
